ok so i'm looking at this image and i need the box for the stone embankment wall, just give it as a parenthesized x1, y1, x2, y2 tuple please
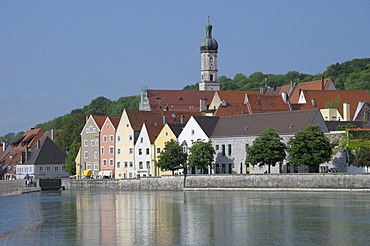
(62, 174, 370, 191)
(0, 180, 41, 196)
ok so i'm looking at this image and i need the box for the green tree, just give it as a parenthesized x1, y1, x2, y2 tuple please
(64, 139, 80, 175)
(353, 145, 370, 172)
(288, 125, 332, 173)
(246, 128, 286, 173)
(187, 140, 215, 174)
(157, 139, 188, 175)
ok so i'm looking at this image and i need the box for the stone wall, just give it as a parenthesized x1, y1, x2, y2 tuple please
(0, 180, 27, 196)
(62, 174, 370, 191)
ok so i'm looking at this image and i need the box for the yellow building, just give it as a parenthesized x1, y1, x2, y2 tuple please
(154, 123, 185, 176)
(75, 147, 81, 179)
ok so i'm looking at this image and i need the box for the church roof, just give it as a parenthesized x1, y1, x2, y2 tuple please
(200, 18, 218, 51)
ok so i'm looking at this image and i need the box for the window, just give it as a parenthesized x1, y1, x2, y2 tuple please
(228, 164, 232, 174)
(109, 147, 114, 154)
(93, 128, 96, 133)
(86, 128, 89, 133)
(124, 161, 128, 167)
(129, 148, 133, 154)
(103, 159, 107, 166)
(101, 147, 104, 155)
(89, 126, 93, 133)
(94, 162, 98, 170)
(210, 74, 213, 81)
(146, 161, 150, 170)
(157, 147, 161, 154)
(91, 140, 94, 146)
(165, 131, 169, 137)
(139, 149, 142, 155)
(228, 144, 232, 156)
(117, 162, 121, 168)
(109, 159, 113, 166)
(47, 166, 51, 171)
(245, 143, 249, 149)
(191, 130, 195, 135)
(86, 162, 91, 170)
(129, 135, 133, 141)
(84, 151, 88, 159)
(106, 124, 110, 129)
(84, 140, 88, 147)
(140, 137, 143, 143)
(110, 135, 114, 142)
(103, 136, 107, 142)
(117, 135, 121, 142)
(122, 173, 125, 178)
(216, 145, 219, 151)
(94, 151, 98, 159)
(95, 139, 98, 146)
(139, 161, 143, 169)
(146, 148, 150, 155)
(222, 164, 226, 174)
(129, 161, 133, 167)
(39, 167, 44, 171)
(117, 148, 121, 155)
(222, 145, 226, 156)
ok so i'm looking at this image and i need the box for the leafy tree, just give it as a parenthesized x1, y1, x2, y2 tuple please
(157, 139, 187, 175)
(187, 140, 215, 174)
(246, 128, 286, 173)
(353, 145, 370, 172)
(64, 139, 80, 175)
(288, 125, 332, 173)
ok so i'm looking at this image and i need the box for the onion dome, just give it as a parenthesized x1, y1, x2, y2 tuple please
(200, 18, 218, 51)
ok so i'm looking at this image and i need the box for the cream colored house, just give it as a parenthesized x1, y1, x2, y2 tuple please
(154, 123, 184, 176)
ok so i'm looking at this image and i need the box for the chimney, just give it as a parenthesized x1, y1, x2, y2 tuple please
(163, 115, 167, 125)
(51, 129, 54, 141)
(321, 77, 325, 90)
(37, 140, 41, 150)
(180, 115, 185, 124)
(25, 147, 29, 162)
(200, 98, 207, 112)
(343, 102, 350, 121)
(2, 142, 5, 152)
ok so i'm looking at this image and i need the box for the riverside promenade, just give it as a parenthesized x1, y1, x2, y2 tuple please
(63, 173, 370, 191)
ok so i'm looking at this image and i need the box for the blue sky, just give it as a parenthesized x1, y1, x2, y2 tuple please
(1, 0, 369, 136)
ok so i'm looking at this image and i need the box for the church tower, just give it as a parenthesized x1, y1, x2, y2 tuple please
(199, 17, 219, 91)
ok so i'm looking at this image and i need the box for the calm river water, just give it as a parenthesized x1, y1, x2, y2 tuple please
(1, 190, 370, 246)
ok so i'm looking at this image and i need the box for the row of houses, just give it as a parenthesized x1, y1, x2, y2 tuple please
(77, 79, 370, 179)
(0, 129, 68, 180)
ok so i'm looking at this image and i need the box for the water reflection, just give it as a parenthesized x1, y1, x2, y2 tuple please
(1, 190, 370, 245)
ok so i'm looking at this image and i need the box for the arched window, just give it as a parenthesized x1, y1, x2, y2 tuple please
(210, 74, 213, 81)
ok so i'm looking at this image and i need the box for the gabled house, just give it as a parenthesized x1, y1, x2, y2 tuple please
(154, 123, 185, 176)
(16, 137, 68, 179)
(178, 116, 219, 174)
(139, 88, 215, 112)
(208, 91, 258, 111)
(210, 109, 328, 174)
(280, 78, 336, 104)
(134, 122, 162, 177)
(99, 116, 120, 178)
(80, 115, 107, 178)
(297, 90, 370, 121)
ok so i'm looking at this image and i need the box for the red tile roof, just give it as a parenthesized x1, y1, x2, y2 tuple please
(246, 93, 291, 114)
(214, 103, 250, 116)
(108, 116, 121, 129)
(298, 90, 370, 120)
(215, 91, 258, 104)
(146, 90, 215, 112)
(12, 128, 45, 152)
(280, 78, 333, 103)
(92, 115, 108, 130)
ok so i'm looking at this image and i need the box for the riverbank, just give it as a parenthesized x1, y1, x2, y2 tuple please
(63, 173, 370, 191)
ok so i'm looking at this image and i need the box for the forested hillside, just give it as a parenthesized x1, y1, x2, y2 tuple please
(1, 58, 369, 174)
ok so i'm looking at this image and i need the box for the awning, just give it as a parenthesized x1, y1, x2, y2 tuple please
(98, 170, 112, 177)
(83, 169, 92, 177)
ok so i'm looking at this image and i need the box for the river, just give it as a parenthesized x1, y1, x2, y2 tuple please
(0, 190, 369, 245)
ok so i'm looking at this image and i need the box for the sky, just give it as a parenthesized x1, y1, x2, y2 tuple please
(1, 0, 370, 136)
